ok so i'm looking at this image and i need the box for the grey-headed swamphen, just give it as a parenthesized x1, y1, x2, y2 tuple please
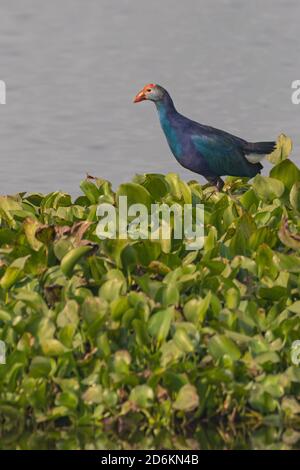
(134, 83, 276, 190)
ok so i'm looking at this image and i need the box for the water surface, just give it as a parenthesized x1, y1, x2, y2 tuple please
(0, 0, 299, 195)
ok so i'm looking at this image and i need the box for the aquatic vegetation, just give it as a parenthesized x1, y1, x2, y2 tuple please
(1, 151, 300, 449)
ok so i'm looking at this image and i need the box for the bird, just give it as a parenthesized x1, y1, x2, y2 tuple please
(133, 84, 276, 190)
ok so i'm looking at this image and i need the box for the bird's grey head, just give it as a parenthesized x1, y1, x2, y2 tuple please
(133, 83, 166, 103)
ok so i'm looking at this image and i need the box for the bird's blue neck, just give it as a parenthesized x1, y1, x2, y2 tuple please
(155, 92, 177, 122)
(154, 93, 182, 158)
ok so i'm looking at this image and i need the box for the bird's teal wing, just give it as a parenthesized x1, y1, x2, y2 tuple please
(191, 134, 259, 177)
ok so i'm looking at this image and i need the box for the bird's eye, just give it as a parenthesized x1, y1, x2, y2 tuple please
(146, 89, 152, 92)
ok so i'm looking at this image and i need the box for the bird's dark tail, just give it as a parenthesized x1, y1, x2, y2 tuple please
(244, 141, 276, 155)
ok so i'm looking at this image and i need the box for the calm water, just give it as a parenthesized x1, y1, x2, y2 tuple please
(0, 0, 300, 195)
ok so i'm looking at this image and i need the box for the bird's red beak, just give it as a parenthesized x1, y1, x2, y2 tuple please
(133, 89, 146, 103)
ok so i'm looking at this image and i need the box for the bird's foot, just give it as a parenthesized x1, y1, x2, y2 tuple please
(206, 177, 224, 192)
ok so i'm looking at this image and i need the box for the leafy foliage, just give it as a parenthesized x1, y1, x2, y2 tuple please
(0, 158, 300, 449)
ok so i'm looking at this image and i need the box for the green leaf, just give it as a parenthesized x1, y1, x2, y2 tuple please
(225, 288, 240, 309)
(116, 182, 152, 210)
(15, 290, 48, 315)
(82, 385, 103, 405)
(254, 351, 280, 365)
(29, 357, 54, 378)
(208, 334, 241, 361)
(0, 309, 11, 322)
(249, 387, 278, 413)
(81, 296, 107, 327)
(173, 384, 199, 411)
(110, 296, 129, 321)
(57, 300, 79, 328)
(290, 182, 300, 212)
(160, 340, 184, 367)
(173, 323, 200, 353)
(270, 159, 300, 191)
(258, 286, 287, 300)
(267, 134, 293, 164)
(0, 256, 29, 290)
(132, 319, 150, 347)
(129, 385, 154, 408)
(148, 307, 173, 343)
(0, 196, 23, 228)
(23, 218, 43, 251)
(80, 180, 100, 204)
(240, 189, 259, 210)
(165, 173, 184, 200)
(99, 278, 125, 302)
(252, 175, 285, 202)
(0, 266, 23, 290)
(287, 301, 300, 314)
(55, 391, 78, 410)
(278, 217, 300, 250)
(61, 245, 94, 277)
(41, 339, 68, 356)
(159, 282, 180, 307)
(54, 239, 73, 261)
(273, 252, 300, 273)
(140, 174, 170, 200)
(183, 292, 211, 324)
(282, 397, 300, 416)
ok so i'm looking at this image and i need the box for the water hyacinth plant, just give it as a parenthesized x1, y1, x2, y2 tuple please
(0, 135, 300, 450)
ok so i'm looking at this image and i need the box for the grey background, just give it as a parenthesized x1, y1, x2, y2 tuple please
(0, 0, 299, 195)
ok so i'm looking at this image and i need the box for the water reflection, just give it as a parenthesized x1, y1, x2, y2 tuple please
(1, 423, 300, 450)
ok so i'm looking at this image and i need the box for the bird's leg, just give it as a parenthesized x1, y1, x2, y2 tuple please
(216, 178, 225, 191)
(206, 176, 224, 191)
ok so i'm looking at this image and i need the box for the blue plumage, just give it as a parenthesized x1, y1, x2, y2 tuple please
(134, 84, 276, 189)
